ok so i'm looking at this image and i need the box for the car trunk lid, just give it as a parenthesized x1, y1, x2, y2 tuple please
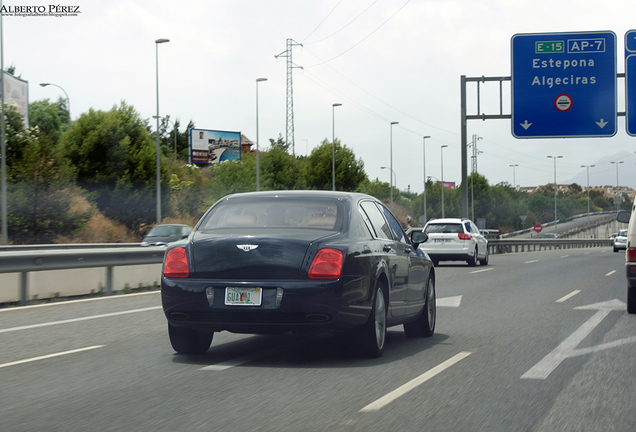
(190, 229, 336, 280)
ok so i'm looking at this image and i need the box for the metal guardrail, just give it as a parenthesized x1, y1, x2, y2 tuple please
(488, 239, 613, 255)
(0, 243, 140, 252)
(0, 247, 166, 306)
(0, 238, 614, 306)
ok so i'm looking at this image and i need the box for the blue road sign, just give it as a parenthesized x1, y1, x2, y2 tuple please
(511, 31, 617, 138)
(626, 30, 636, 137)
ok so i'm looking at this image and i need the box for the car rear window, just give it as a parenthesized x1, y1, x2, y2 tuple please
(424, 223, 463, 234)
(198, 197, 343, 230)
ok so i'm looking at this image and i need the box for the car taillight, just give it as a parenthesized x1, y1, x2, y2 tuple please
(164, 247, 189, 278)
(308, 249, 343, 279)
(627, 248, 636, 263)
(458, 233, 472, 241)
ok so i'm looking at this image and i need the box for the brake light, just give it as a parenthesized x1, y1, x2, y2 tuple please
(308, 249, 343, 279)
(627, 248, 636, 263)
(458, 233, 472, 241)
(164, 247, 189, 278)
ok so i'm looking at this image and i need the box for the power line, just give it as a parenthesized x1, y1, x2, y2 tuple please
(304, 0, 411, 67)
(303, 0, 379, 45)
(301, 0, 343, 44)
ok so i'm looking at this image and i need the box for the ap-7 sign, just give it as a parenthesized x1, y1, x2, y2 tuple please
(511, 31, 617, 138)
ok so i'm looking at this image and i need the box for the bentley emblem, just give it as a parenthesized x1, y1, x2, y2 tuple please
(237, 244, 259, 252)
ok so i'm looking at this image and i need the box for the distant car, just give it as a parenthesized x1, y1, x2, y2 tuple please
(141, 224, 192, 247)
(539, 232, 559, 239)
(617, 209, 635, 313)
(161, 191, 436, 357)
(614, 229, 628, 252)
(419, 218, 488, 266)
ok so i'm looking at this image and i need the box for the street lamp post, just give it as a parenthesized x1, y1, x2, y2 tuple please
(581, 164, 595, 223)
(1, 13, 5, 245)
(332, 103, 342, 191)
(256, 78, 267, 191)
(422, 135, 430, 225)
(547, 156, 563, 232)
(155, 38, 169, 225)
(441, 145, 448, 218)
(509, 164, 519, 188)
(39, 82, 71, 128)
(611, 160, 624, 211)
(389, 122, 399, 212)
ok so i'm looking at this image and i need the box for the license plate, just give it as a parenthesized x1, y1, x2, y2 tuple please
(433, 239, 451, 243)
(225, 287, 262, 306)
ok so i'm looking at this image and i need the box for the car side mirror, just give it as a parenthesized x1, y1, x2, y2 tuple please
(410, 231, 428, 248)
(617, 210, 631, 224)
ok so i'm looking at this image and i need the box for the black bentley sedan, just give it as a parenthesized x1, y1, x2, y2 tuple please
(161, 191, 436, 358)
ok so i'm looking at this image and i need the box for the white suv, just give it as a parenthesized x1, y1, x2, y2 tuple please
(420, 218, 488, 266)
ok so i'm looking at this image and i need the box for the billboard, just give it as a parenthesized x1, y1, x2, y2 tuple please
(3, 72, 29, 128)
(190, 128, 242, 165)
(440, 181, 455, 190)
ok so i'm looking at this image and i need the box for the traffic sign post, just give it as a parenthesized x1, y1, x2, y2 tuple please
(626, 30, 636, 136)
(511, 31, 617, 138)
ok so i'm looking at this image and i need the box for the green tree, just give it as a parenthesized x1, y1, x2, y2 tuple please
(4, 108, 89, 244)
(58, 101, 161, 230)
(306, 139, 367, 191)
(29, 97, 69, 143)
(261, 147, 305, 190)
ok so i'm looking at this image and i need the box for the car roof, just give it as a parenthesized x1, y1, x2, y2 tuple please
(426, 218, 471, 224)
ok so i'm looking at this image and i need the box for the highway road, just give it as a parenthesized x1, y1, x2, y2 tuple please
(1, 248, 635, 432)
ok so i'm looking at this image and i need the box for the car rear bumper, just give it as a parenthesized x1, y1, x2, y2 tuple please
(161, 276, 373, 334)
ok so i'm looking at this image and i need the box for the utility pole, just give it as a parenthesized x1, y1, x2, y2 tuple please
(275, 38, 303, 156)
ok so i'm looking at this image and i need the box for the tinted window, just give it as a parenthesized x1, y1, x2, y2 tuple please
(379, 204, 406, 243)
(425, 223, 463, 234)
(199, 197, 342, 231)
(360, 201, 392, 240)
(464, 222, 472, 233)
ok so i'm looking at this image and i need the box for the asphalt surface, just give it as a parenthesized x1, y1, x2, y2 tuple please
(1, 247, 635, 432)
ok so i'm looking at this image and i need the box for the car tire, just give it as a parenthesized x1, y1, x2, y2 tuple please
(168, 323, 213, 354)
(404, 275, 436, 338)
(479, 248, 489, 266)
(432, 258, 439, 266)
(467, 248, 477, 267)
(356, 284, 387, 358)
(628, 286, 636, 314)
(614, 247, 618, 253)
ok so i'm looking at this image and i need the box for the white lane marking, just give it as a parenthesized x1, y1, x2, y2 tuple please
(470, 268, 493, 274)
(561, 255, 570, 258)
(436, 296, 462, 308)
(0, 291, 160, 313)
(0, 345, 103, 369)
(201, 337, 315, 371)
(521, 300, 626, 380)
(605, 270, 617, 276)
(0, 306, 161, 334)
(556, 290, 581, 303)
(360, 352, 472, 412)
(525, 260, 539, 264)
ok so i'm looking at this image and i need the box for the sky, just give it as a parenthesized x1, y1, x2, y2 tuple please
(5, 0, 636, 194)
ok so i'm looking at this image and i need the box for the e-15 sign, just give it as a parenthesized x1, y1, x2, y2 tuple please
(536, 41, 564, 53)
